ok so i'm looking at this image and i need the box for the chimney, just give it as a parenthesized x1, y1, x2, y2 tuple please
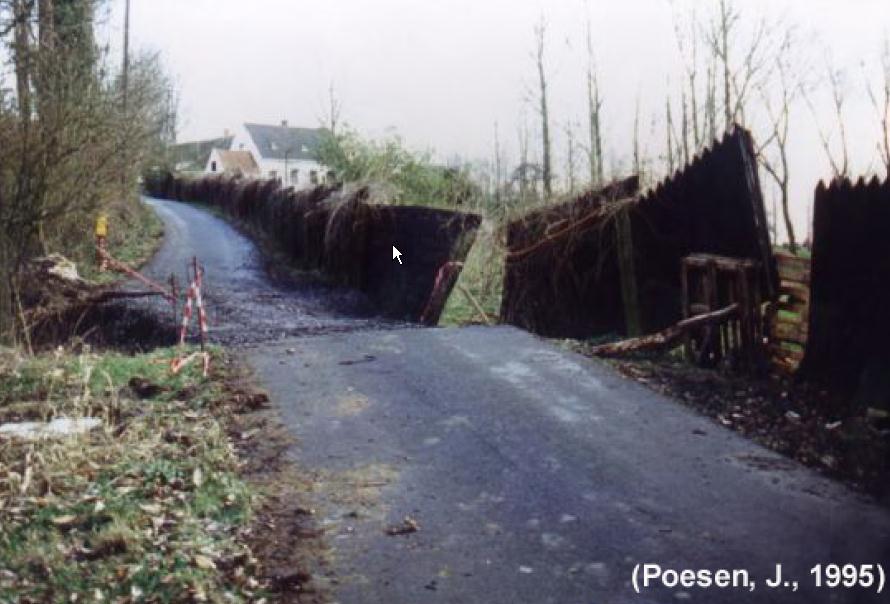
(223, 128, 231, 138)
(281, 119, 288, 128)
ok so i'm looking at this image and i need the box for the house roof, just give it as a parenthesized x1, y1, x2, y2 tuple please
(243, 123, 325, 161)
(214, 149, 260, 175)
(170, 136, 234, 170)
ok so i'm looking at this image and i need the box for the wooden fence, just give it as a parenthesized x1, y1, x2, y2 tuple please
(143, 174, 482, 324)
(500, 126, 776, 339)
(803, 177, 890, 403)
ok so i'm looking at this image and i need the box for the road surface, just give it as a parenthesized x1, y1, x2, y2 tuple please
(145, 197, 890, 604)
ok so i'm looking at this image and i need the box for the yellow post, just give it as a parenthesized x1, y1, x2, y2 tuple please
(95, 213, 108, 238)
(95, 213, 109, 271)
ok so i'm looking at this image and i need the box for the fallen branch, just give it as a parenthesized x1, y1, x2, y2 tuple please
(97, 247, 175, 302)
(590, 303, 739, 357)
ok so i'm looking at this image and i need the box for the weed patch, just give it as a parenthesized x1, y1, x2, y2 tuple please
(0, 346, 267, 602)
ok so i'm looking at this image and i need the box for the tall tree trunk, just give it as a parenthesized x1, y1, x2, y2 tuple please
(586, 17, 603, 188)
(565, 123, 575, 194)
(122, 0, 131, 113)
(13, 0, 33, 122)
(493, 121, 501, 207)
(681, 89, 690, 165)
(36, 0, 55, 119)
(666, 97, 675, 173)
(779, 145, 797, 252)
(633, 97, 641, 179)
(720, 0, 732, 131)
(535, 21, 552, 200)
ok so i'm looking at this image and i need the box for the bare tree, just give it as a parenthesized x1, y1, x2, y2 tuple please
(633, 95, 641, 178)
(327, 81, 342, 137)
(585, 14, 604, 187)
(665, 92, 676, 173)
(517, 118, 530, 202)
(533, 17, 552, 199)
(565, 121, 576, 194)
(703, 0, 772, 132)
(122, 0, 130, 112)
(866, 37, 890, 179)
(493, 121, 502, 206)
(12, 0, 31, 120)
(705, 58, 718, 142)
(805, 60, 850, 180)
(757, 31, 798, 251)
(680, 88, 690, 165)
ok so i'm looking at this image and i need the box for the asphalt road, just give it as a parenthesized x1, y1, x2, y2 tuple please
(141, 197, 396, 345)
(147, 197, 890, 604)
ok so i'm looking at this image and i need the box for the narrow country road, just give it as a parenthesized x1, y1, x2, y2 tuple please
(144, 197, 890, 604)
(141, 197, 398, 345)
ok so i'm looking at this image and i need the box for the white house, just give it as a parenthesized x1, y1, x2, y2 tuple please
(205, 148, 260, 178)
(226, 121, 328, 189)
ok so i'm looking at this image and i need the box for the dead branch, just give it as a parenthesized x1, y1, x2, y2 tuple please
(589, 303, 739, 357)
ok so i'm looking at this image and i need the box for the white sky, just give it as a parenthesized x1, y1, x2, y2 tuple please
(98, 0, 890, 240)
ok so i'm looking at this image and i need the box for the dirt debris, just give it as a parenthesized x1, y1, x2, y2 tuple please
(385, 515, 420, 536)
(569, 345, 890, 502)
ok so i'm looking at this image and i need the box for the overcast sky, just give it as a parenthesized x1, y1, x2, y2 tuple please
(98, 0, 889, 240)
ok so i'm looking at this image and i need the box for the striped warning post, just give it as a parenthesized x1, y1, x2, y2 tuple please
(172, 258, 212, 376)
(194, 279, 208, 342)
(179, 282, 196, 346)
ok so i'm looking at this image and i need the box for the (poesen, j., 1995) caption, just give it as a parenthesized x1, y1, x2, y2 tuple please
(631, 563, 886, 596)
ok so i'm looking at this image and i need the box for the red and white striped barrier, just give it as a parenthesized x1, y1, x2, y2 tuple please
(172, 257, 211, 377)
(170, 351, 211, 377)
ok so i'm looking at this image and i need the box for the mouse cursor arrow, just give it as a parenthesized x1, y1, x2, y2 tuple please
(392, 246, 403, 265)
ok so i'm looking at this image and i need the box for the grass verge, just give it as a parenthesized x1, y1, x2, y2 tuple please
(0, 345, 267, 602)
(439, 220, 504, 326)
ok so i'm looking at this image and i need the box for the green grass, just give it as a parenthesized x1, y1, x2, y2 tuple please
(439, 220, 504, 326)
(0, 346, 263, 602)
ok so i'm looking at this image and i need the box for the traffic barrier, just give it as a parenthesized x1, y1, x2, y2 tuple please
(172, 257, 211, 377)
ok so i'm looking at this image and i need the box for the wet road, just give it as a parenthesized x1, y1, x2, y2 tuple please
(142, 197, 398, 344)
(147, 197, 890, 604)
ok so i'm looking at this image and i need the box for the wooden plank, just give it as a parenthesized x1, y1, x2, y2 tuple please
(779, 280, 810, 303)
(684, 253, 758, 271)
(769, 343, 804, 359)
(775, 252, 811, 272)
(774, 322, 808, 344)
(777, 301, 808, 315)
(771, 355, 800, 374)
(777, 264, 811, 285)
(689, 303, 711, 315)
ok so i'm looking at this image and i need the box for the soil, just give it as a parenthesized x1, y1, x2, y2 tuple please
(569, 345, 890, 503)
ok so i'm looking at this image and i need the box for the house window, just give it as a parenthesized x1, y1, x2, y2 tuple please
(291, 169, 299, 183)
(269, 171, 278, 179)
(310, 170, 318, 185)
(211, 161, 217, 172)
